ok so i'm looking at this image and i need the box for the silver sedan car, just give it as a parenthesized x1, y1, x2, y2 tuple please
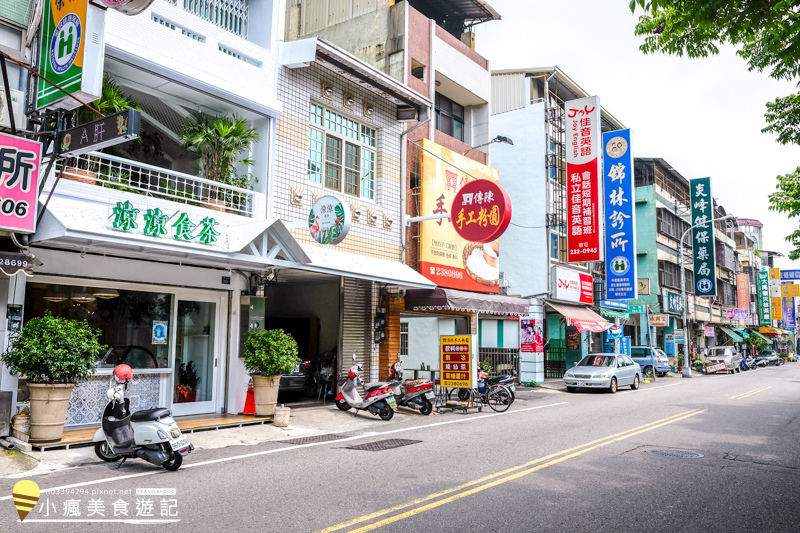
(562, 353, 642, 393)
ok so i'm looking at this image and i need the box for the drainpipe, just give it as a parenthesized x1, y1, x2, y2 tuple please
(543, 70, 557, 300)
(400, 117, 431, 265)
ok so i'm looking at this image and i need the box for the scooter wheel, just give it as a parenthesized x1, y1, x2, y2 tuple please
(379, 407, 394, 420)
(419, 398, 433, 415)
(163, 452, 183, 471)
(95, 441, 120, 462)
(335, 399, 351, 411)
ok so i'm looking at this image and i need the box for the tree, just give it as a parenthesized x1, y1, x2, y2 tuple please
(630, 0, 800, 256)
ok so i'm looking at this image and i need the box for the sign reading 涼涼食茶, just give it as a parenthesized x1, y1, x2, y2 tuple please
(565, 96, 602, 263)
(37, 0, 104, 110)
(309, 195, 350, 245)
(420, 139, 501, 293)
(690, 177, 716, 296)
(758, 270, 772, 325)
(440, 335, 475, 388)
(450, 179, 512, 244)
(109, 201, 220, 245)
(603, 129, 636, 299)
(0, 133, 42, 234)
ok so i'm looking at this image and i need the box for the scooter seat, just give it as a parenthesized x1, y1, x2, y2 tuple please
(364, 382, 387, 392)
(403, 379, 429, 388)
(131, 408, 171, 423)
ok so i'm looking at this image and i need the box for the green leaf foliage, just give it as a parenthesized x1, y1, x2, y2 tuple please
(243, 329, 300, 377)
(2, 313, 106, 384)
(768, 166, 800, 259)
(179, 112, 260, 184)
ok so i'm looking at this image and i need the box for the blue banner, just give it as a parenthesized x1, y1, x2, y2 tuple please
(603, 129, 636, 300)
(621, 336, 631, 357)
(783, 296, 796, 330)
(781, 270, 800, 280)
(601, 299, 629, 310)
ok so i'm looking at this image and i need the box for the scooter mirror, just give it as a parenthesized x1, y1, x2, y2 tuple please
(352, 353, 357, 363)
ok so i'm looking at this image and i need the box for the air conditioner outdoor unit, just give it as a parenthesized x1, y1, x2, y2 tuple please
(0, 89, 25, 131)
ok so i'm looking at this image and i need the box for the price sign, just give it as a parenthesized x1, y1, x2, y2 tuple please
(440, 335, 474, 388)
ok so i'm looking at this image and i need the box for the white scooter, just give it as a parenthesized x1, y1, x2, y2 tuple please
(335, 360, 397, 420)
(92, 364, 193, 470)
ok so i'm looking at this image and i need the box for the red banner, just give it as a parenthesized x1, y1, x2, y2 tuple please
(737, 272, 750, 309)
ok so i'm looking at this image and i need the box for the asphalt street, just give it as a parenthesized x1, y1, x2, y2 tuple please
(2, 364, 800, 532)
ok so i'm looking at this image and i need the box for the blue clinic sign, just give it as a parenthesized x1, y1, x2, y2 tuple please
(621, 336, 631, 357)
(781, 270, 800, 280)
(601, 300, 629, 311)
(603, 129, 636, 300)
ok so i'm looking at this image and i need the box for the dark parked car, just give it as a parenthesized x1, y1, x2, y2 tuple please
(278, 363, 307, 398)
(98, 346, 163, 369)
(756, 350, 781, 366)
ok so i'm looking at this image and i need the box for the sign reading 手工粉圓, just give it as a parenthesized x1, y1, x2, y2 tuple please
(690, 177, 716, 296)
(602, 129, 636, 300)
(565, 96, 602, 263)
(109, 201, 220, 245)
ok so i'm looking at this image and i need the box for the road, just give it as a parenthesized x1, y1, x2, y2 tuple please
(2, 364, 800, 532)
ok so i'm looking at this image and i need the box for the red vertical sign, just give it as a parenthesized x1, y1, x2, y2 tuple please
(736, 272, 750, 310)
(565, 96, 602, 263)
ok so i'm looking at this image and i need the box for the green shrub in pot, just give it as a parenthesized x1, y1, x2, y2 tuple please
(243, 329, 299, 417)
(1, 312, 105, 443)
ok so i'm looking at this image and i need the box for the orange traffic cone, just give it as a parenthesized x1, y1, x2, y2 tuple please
(243, 378, 256, 415)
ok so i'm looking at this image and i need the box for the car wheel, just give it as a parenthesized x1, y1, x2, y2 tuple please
(609, 377, 617, 394)
(735, 365, 740, 373)
(643, 365, 654, 378)
(631, 374, 640, 390)
(657, 372, 667, 378)
(566, 386, 576, 393)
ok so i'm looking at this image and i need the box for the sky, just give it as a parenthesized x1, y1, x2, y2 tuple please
(474, 0, 800, 270)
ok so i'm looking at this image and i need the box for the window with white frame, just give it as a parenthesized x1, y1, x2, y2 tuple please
(400, 322, 408, 357)
(307, 103, 376, 200)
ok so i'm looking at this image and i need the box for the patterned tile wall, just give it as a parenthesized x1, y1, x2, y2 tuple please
(275, 61, 403, 261)
(66, 374, 164, 427)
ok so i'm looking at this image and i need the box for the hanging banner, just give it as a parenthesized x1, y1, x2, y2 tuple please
(780, 269, 800, 280)
(687, 294, 695, 316)
(420, 139, 501, 293)
(771, 297, 783, 321)
(36, 0, 105, 110)
(781, 284, 800, 297)
(0, 132, 42, 234)
(520, 318, 544, 353)
(758, 270, 772, 325)
(602, 129, 636, 300)
(783, 297, 796, 330)
(736, 272, 750, 309)
(690, 177, 717, 296)
(565, 96, 602, 263)
(704, 326, 715, 337)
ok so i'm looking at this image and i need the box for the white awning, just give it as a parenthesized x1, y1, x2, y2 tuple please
(271, 244, 437, 290)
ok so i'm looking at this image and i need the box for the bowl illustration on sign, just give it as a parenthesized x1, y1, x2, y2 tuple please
(463, 241, 500, 286)
(309, 196, 350, 245)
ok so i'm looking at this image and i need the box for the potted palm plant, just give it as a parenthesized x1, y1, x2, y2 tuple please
(1, 313, 105, 444)
(176, 361, 200, 403)
(179, 112, 259, 211)
(243, 329, 300, 416)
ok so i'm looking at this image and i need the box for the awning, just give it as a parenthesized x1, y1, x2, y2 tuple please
(733, 328, 750, 339)
(600, 308, 630, 321)
(546, 301, 611, 333)
(720, 327, 743, 342)
(404, 288, 529, 316)
(759, 327, 781, 335)
(748, 330, 774, 345)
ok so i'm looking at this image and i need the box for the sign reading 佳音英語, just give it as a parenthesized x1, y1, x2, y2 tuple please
(419, 139, 503, 294)
(565, 96, 602, 263)
(450, 179, 512, 243)
(440, 335, 475, 388)
(690, 177, 717, 296)
(758, 270, 772, 325)
(602, 129, 636, 300)
(0, 133, 42, 234)
(308, 195, 350, 245)
(109, 201, 221, 245)
(37, 0, 104, 110)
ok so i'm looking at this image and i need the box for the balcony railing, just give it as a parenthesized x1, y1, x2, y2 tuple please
(56, 152, 255, 217)
(164, 0, 249, 39)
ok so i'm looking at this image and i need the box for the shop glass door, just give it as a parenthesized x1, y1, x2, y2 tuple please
(172, 299, 220, 416)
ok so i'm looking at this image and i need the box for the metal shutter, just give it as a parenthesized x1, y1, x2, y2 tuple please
(342, 278, 372, 384)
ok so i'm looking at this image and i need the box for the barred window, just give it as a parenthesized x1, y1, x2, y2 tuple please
(400, 322, 408, 357)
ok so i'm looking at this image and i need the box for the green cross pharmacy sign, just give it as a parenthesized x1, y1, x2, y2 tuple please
(110, 201, 220, 245)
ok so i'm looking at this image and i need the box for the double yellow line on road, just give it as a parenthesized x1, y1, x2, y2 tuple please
(732, 386, 771, 400)
(318, 409, 706, 533)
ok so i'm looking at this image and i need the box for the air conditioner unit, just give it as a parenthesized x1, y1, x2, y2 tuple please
(0, 89, 25, 130)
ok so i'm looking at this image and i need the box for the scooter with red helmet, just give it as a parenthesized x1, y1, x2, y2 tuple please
(335, 356, 397, 420)
(91, 364, 193, 470)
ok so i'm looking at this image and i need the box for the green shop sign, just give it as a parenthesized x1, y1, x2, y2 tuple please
(757, 269, 772, 326)
(110, 201, 220, 245)
(663, 289, 685, 315)
(37, 0, 104, 110)
(690, 177, 717, 296)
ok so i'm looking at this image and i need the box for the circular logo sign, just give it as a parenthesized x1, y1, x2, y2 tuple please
(610, 256, 630, 276)
(605, 136, 628, 159)
(450, 179, 512, 243)
(697, 279, 713, 293)
(50, 13, 82, 75)
(309, 195, 350, 245)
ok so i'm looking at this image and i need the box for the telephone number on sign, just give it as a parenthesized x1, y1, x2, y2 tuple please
(442, 380, 471, 387)
(570, 248, 598, 255)
(1, 259, 28, 267)
(434, 267, 463, 280)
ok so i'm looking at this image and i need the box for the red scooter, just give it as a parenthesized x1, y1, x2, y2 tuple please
(387, 361, 435, 415)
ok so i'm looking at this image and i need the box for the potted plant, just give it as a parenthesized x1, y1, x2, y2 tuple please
(1, 312, 105, 444)
(179, 112, 259, 211)
(176, 361, 200, 403)
(243, 329, 300, 416)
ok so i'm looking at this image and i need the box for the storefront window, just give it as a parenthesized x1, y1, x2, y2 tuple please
(24, 284, 173, 370)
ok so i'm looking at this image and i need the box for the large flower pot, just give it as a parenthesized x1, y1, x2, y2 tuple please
(27, 383, 75, 444)
(252, 375, 281, 417)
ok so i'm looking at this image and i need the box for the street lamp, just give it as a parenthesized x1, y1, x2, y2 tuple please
(679, 213, 736, 377)
(462, 135, 514, 156)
